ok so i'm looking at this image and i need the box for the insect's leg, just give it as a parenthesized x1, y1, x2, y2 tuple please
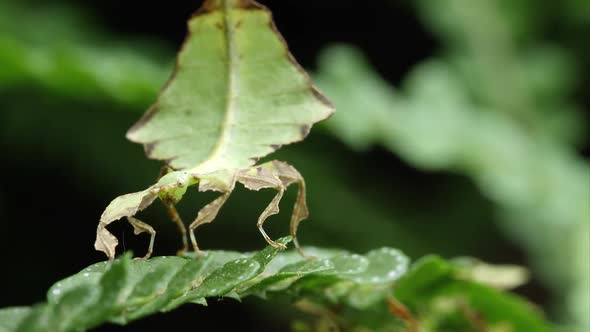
(162, 197, 189, 255)
(289, 176, 309, 257)
(127, 216, 156, 260)
(257, 187, 288, 250)
(262, 161, 310, 256)
(158, 166, 189, 255)
(237, 167, 288, 250)
(96, 222, 118, 260)
(188, 192, 231, 256)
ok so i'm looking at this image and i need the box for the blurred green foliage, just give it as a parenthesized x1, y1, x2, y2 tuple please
(314, 0, 590, 328)
(0, 2, 170, 106)
(315, 43, 589, 331)
(0, 0, 588, 331)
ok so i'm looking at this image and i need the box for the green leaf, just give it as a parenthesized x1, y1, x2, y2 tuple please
(0, 307, 30, 332)
(0, 2, 169, 107)
(315, 45, 590, 330)
(0, 242, 560, 332)
(0, 239, 410, 332)
(127, 0, 333, 172)
(394, 256, 555, 332)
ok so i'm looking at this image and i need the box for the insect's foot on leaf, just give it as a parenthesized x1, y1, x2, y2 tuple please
(176, 246, 189, 256)
(175, 240, 189, 256)
(298, 251, 318, 260)
(190, 240, 205, 258)
(269, 241, 288, 251)
(292, 238, 314, 258)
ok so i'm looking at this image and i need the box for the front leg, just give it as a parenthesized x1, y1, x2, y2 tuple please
(161, 197, 189, 255)
(159, 166, 189, 255)
(188, 192, 231, 256)
(126, 216, 156, 260)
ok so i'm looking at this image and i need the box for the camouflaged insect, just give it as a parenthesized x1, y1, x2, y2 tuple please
(95, 0, 334, 259)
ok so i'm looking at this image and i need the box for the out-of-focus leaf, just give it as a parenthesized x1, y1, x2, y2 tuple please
(0, 3, 169, 107)
(315, 45, 590, 330)
(394, 256, 555, 332)
(0, 307, 30, 332)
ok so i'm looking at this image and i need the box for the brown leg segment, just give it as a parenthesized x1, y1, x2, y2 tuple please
(188, 192, 231, 256)
(158, 166, 189, 255)
(256, 188, 287, 250)
(286, 172, 309, 256)
(266, 161, 310, 256)
(162, 197, 189, 255)
(237, 161, 310, 252)
(127, 216, 156, 260)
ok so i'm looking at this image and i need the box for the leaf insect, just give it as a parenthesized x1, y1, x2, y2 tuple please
(94, 0, 334, 259)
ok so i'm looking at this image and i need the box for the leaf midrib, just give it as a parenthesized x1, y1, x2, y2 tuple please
(194, 0, 240, 173)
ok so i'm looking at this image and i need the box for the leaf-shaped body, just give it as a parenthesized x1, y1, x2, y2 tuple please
(127, 0, 334, 172)
(96, 0, 332, 259)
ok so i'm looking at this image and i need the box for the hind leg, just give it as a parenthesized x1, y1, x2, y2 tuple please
(237, 161, 308, 252)
(268, 161, 309, 256)
(257, 187, 287, 250)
